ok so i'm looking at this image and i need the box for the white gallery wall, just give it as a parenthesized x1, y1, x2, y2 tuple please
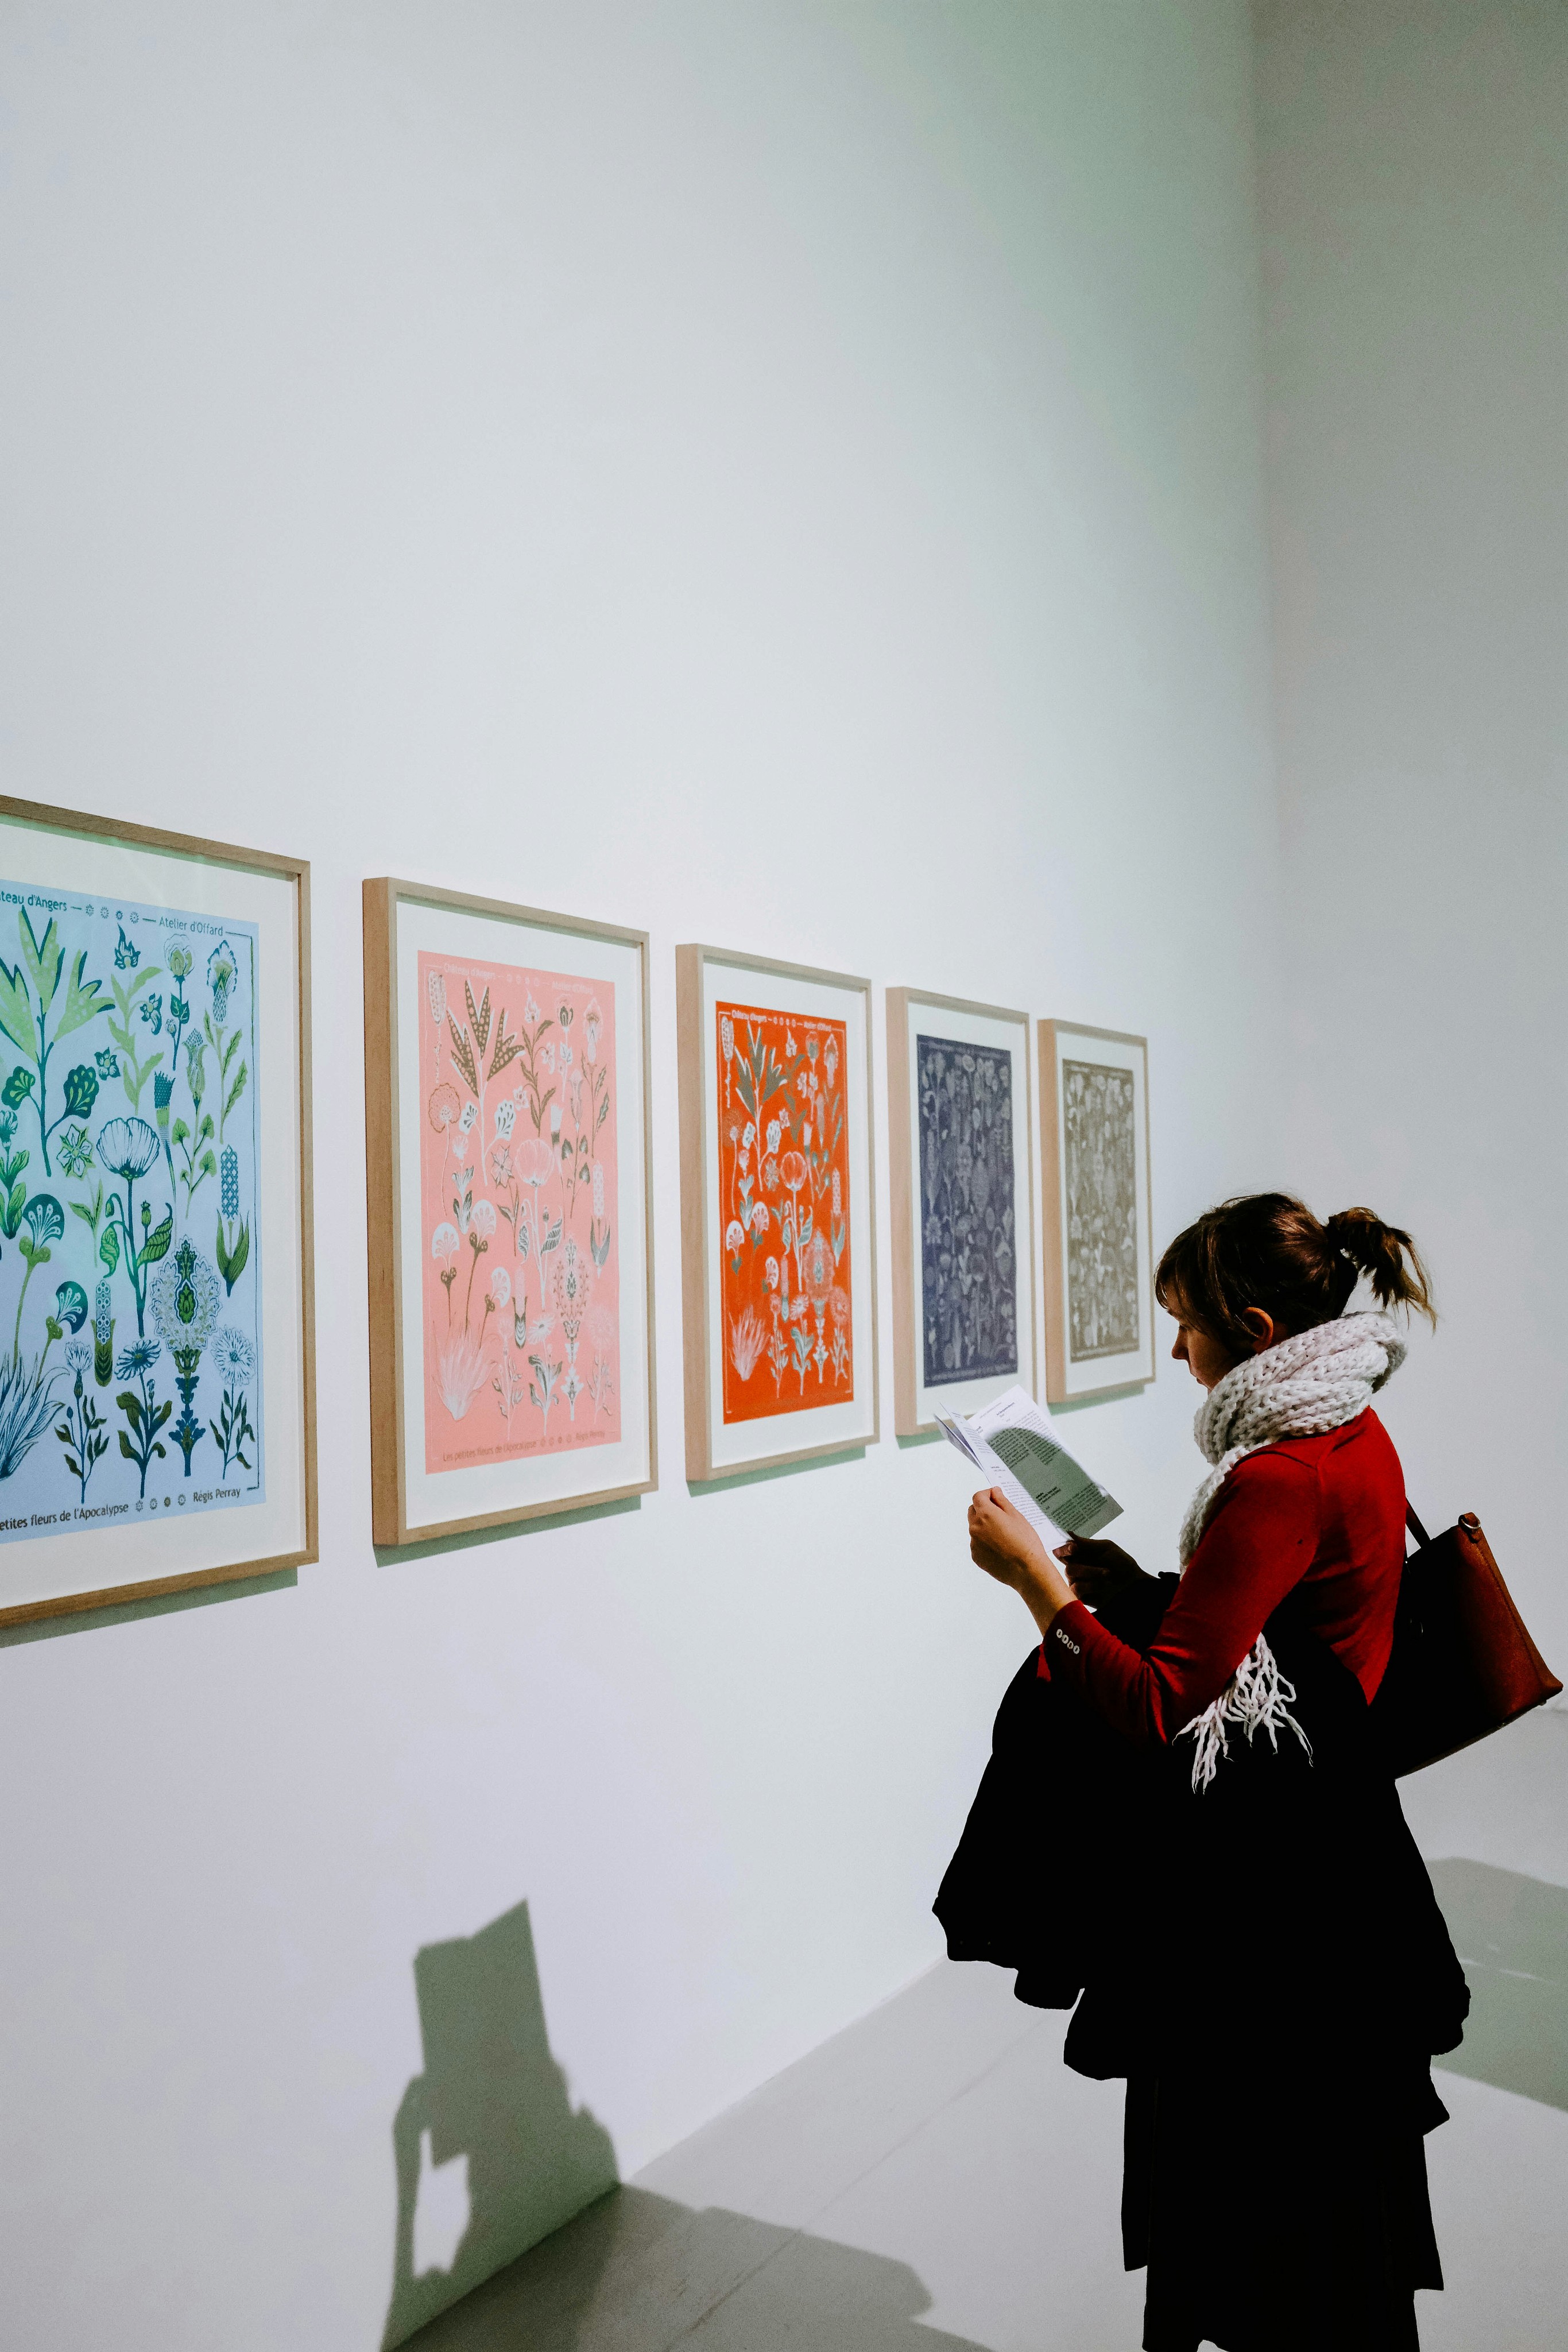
(1253, 0, 1568, 1671)
(0, 6, 1286, 2347)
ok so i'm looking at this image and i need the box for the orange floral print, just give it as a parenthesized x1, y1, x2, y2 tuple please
(716, 1000, 851, 1423)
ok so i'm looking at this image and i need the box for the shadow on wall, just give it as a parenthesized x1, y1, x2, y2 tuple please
(400, 2179, 992, 2352)
(1431, 1858, 1568, 2114)
(384, 1902, 619, 2350)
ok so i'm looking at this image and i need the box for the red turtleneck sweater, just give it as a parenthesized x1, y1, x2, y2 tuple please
(1039, 1410, 1406, 1746)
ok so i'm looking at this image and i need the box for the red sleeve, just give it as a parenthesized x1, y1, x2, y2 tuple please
(1039, 1450, 1322, 1745)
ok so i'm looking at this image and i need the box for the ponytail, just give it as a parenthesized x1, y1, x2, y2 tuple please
(1322, 1205, 1435, 1324)
(1156, 1192, 1435, 1352)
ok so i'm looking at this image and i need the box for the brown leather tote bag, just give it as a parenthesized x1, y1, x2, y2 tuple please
(1373, 1505, 1562, 1778)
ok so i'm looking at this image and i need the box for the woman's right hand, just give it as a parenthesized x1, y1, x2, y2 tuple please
(1050, 1535, 1152, 1608)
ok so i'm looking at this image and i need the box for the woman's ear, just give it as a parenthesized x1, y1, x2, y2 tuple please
(1239, 1306, 1280, 1353)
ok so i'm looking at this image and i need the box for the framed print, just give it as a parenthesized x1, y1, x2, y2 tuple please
(1038, 1021, 1153, 1402)
(886, 989, 1036, 1436)
(364, 879, 655, 1547)
(0, 795, 315, 1628)
(676, 945, 877, 1481)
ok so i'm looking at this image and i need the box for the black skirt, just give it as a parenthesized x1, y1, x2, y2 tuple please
(935, 1585, 1469, 2352)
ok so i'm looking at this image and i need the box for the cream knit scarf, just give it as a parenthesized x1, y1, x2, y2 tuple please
(1175, 1310, 1406, 1792)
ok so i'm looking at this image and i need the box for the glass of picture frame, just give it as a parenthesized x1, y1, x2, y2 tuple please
(677, 945, 877, 1480)
(364, 879, 656, 1545)
(886, 988, 1036, 1435)
(1037, 1019, 1154, 1402)
(0, 794, 316, 1627)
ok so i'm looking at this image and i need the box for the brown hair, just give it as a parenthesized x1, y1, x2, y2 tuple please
(1155, 1193, 1435, 1354)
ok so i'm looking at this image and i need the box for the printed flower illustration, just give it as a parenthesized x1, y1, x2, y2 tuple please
(491, 1266, 512, 1307)
(139, 994, 163, 1034)
(213, 1326, 255, 1381)
(428, 1082, 460, 1136)
(458, 1100, 478, 1138)
(766, 1119, 780, 1155)
(516, 1138, 554, 1188)
(494, 1099, 516, 1140)
(725, 1218, 745, 1254)
(431, 1222, 460, 1262)
(488, 1140, 514, 1187)
(56, 1124, 95, 1178)
(207, 939, 238, 1024)
(94, 1048, 119, 1081)
(584, 1001, 602, 1063)
(552, 1239, 591, 1323)
(750, 1201, 768, 1233)
(151, 1239, 220, 1352)
(98, 1116, 160, 1179)
(730, 1307, 765, 1380)
(168, 939, 194, 981)
(435, 1328, 489, 1421)
(117, 1339, 160, 1377)
(472, 1198, 497, 1240)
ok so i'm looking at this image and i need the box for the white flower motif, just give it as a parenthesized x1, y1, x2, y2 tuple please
(458, 1101, 478, 1135)
(491, 1266, 512, 1306)
(750, 1201, 768, 1233)
(742, 1122, 755, 1149)
(473, 1198, 497, 1239)
(766, 1120, 781, 1155)
(725, 1218, 745, 1252)
(431, 1222, 460, 1262)
(549, 1102, 563, 1139)
(494, 1100, 516, 1139)
(524, 993, 540, 1026)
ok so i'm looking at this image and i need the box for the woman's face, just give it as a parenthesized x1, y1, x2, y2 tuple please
(1164, 1290, 1281, 1389)
(1168, 1307, 1238, 1391)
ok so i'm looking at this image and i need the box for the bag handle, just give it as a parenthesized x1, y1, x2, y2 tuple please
(1406, 1502, 1431, 1550)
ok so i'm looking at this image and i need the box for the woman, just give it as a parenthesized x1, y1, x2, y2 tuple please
(942, 1194, 1469, 2352)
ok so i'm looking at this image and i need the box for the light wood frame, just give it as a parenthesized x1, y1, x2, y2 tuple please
(365, 877, 657, 1546)
(886, 987, 1036, 1436)
(0, 794, 317, 1628)
(1038, 1019, 1154, 1404)
(677, 943, 878, 1482)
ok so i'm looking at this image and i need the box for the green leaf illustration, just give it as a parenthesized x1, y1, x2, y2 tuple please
(99, 1223, 119, 1276)
(138, 1208, 173, 1268)
(61, 1063, 99, 1120)
(2, 1065, 35, 1108)
(17, 910, 62, 1009)
(55, 950, 108, 1040)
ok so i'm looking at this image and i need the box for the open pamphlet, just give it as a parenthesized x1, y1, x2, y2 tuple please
(936, 1384, 1123, 1542)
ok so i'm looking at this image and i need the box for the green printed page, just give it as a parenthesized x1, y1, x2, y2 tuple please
(967, 1384, 1121, 1538)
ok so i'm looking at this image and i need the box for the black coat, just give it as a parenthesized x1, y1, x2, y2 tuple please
(935, 1584, 1471, 2352)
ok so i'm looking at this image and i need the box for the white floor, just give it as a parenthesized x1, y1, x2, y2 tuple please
(409, 1713, 1568, 2352)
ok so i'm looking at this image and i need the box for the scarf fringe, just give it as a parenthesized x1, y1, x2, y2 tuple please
(1175, 1631, 1313, 1793)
